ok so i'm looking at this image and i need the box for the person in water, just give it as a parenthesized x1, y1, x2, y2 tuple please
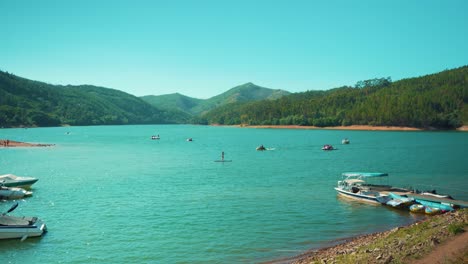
(221, 151, 224, 161)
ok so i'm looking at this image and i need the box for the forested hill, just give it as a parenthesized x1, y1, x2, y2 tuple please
(202, 66, 468, 129)
(0, 71, 190, 127)
(141, 82, 290, 115)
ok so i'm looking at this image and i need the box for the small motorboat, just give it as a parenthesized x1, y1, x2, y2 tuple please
(0, 174, 38, 189)
(409, 204, 425, 213)
(334, 172, 392, 204)
(256, 145, 266, 151)
(0, 203, 47, 241)
(151, 135, 160, 140)
(342, 138, 350, 144)
(187, 138, 193, 142)
(0, 185, 32, 200)
(322, 144, 335, 150)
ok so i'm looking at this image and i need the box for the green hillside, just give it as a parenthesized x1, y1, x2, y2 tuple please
(141, 82, 290, 116)
(202, 66, 468, 129)
(141, 93, 203, 114)
(0, 71, 190, 127)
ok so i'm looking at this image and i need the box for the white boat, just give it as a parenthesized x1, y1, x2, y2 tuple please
(0, 174, 38, 189)
(0, 203, 47, 240)
(342, 138, 350, 144)
(0, 185, 32, 200)
(334, 172, 391, 204)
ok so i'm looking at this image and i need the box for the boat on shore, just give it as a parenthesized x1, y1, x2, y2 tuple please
(0, 203, 47, 240)
(0, 174, 38, 189)
(334, 172, 391, 204)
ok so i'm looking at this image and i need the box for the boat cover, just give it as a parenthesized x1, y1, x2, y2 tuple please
(0, 215, 35, 226)
(342, 172, 388, 177)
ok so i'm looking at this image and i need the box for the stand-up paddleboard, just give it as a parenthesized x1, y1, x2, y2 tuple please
(215, 151, 231, 162)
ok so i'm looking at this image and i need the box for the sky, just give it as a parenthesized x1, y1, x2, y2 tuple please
(2, 0, 468, 99)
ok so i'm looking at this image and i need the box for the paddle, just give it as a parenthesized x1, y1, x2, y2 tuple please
(3, 202, 19, 215)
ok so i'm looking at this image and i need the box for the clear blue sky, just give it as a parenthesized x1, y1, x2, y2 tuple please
(2, 0, 467, 99)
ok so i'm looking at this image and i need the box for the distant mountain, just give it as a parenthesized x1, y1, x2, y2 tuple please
(141, 93, 203, 115)
(0, 71, 190, 127)
(141, 82, 290, 115)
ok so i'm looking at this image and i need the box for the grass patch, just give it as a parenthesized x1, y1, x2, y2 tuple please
(448, 223, 465, 235)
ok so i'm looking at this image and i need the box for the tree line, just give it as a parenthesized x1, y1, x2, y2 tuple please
(202, 66, 468, 129)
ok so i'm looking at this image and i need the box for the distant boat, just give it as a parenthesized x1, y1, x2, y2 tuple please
(0, 174, 38, 189)
(334, 172, 391, 204)
(187, 138, 193, 142)
(322, 144, 335, 151)
(0, 203, 47, 240)
(151, 135, 160, 140)
(342, 138, 350, 144)
(256, 145, 266, 151)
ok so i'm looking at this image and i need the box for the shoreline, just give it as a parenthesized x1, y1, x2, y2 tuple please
(267, 209, 467, 264)
(234, 124, 468, 131)
(0, 139, 54, 147)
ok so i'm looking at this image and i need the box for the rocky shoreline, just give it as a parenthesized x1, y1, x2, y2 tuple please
(269, 209, 467, 264)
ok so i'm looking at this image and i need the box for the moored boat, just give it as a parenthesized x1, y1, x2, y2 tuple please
(0, 185, 33, 200)
(334, 172, 391, 204)
(415, 199, 454, 212)
(0, 174, 38, 189)
(0, 203, 47, 240)
(386, 193, 415, 208)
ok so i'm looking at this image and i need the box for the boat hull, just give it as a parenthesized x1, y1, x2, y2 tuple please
(0, 218, 47, 240)
(2, 179, 38, 189)
(335, 188, 388, 204)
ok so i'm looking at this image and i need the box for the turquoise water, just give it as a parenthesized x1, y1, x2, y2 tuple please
(0, 125, 467, 263)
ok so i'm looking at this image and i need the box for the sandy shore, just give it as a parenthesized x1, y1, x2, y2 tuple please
(239, 125, 422, 131)
(0, 139, 54, 147)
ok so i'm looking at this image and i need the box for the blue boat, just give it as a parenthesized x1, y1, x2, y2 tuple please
(415, 199, 454, 212)
(386, 193, 415, 208)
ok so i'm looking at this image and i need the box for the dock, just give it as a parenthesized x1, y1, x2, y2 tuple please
(404, 193, 468, 209)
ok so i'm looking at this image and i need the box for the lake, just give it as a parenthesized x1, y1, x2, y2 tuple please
(0, 125, 466, 263)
